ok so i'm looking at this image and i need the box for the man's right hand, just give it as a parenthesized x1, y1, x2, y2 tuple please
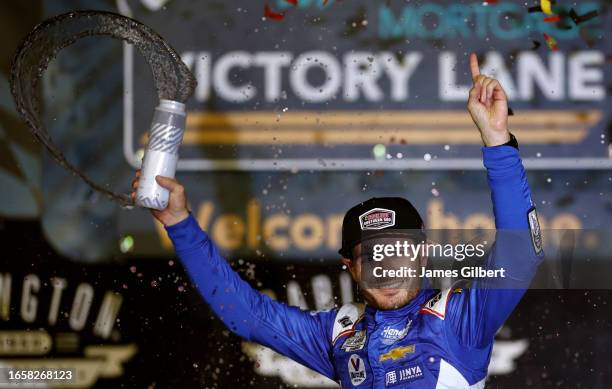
(131, 170, 190, 227)
(467, 53, 511, 147)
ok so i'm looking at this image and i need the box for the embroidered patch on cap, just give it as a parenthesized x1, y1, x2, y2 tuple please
(359, 208, 396, 230)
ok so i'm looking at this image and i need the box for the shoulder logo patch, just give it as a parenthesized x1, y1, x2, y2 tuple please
(332, 303, 365, 344)
(341, 330, 367, 352)
(359, 208, 396, 230)
(420, 288, 458, 319)
(337, 315, 353, 328)
(527, 207, 543, 256)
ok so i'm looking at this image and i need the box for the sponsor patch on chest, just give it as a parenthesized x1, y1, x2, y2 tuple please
(379, 344, 416, 362)
(348, 354, 367, 386)
(381, 320, 411, 345)
(341, 330, 367, 352)
(385, 364, 424, 387)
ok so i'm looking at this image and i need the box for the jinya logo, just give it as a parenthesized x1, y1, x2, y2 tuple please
(359, 208, 396, 230)
(348, 354, 367, 386)
(385, 364, 423, 386)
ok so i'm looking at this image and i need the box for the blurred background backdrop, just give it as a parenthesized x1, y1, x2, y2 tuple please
(0, 0, 610, 387)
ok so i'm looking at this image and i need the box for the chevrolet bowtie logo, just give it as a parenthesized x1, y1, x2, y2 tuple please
(379, 344, 416, 362)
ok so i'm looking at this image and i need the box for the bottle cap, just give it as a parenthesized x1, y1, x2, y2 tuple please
(158, 99, 186, 115)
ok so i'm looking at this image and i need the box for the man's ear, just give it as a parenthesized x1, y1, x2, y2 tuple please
(341, 257, 353, 270)
(342, 257, 360, 280)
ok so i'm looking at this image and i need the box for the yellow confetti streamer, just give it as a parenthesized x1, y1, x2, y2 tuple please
(540, 0, 553, 15)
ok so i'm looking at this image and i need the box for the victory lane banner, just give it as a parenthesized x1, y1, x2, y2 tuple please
(35, 0, 610, 262)
(121, 0, 610, 171)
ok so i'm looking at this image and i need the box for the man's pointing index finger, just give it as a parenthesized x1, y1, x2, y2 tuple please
(469, 53, 480, 81)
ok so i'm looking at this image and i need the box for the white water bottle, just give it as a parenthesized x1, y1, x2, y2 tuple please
(136, 99, 186, 210)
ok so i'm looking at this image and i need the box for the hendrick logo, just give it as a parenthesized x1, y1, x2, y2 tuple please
(381, 320, 411, 345)
(359, 208, 396, 230)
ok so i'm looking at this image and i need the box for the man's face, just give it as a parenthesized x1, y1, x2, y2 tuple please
(342, 239, 425, 310)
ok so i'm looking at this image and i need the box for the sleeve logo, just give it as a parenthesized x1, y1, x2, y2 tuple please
(527, 207, 543, 255)
(341, 330, 367, 352)
(337, 315, 353, 328)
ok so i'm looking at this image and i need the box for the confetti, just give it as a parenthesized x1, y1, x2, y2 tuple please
(540, 0, 553, 15)
(543, 15, 561, 23)
(569, 9, 599, 25)
(528, 0, 555, 14)
(342, 7, 368, 36)
(543, 33, 558, 51)
(284, 0, 298, 5)
(264, 4, 286, 20)
(483, 0, 498, 4)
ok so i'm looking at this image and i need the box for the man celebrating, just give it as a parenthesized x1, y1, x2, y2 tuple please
(131, 54, 543, 388)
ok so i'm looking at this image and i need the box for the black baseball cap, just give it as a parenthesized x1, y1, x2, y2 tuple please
(339, 197, 424, 259)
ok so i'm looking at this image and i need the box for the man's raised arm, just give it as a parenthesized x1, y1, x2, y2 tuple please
(130, 174, 336, 380)
(465, 53, 535, 230)
(444, 54, 544, 349)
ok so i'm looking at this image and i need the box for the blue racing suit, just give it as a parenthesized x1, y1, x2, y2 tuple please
(165, 145, 543, 388)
